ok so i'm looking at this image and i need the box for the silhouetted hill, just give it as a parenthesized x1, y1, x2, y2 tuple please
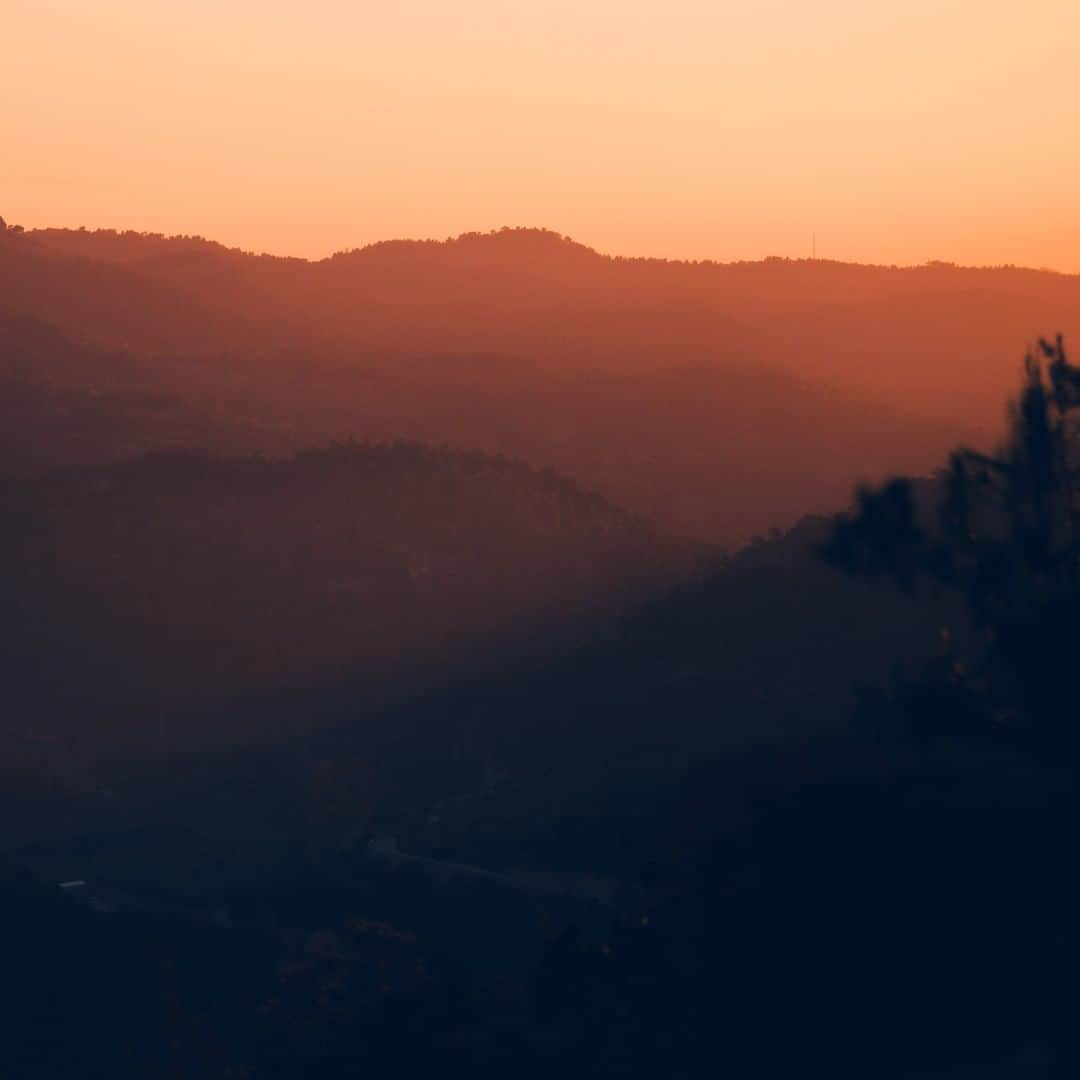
(0, 301, 967, 538)
(3, 224, 1043, 540)
(16, 227, 1080, 431)
(0, 442, 699, 794)
(0, 227, 300, 355)
(0, 476, 976, 1077)
(318, 511, 961, 825)
(0, 309, 293, 475)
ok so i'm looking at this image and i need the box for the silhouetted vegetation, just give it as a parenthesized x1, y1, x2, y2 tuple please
(826, 335, 1080, 753)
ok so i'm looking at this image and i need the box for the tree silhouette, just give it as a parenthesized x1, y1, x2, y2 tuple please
(824, 335, 1080, 752)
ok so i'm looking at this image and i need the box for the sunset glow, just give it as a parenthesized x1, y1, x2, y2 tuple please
(6, 0, 1080, 267)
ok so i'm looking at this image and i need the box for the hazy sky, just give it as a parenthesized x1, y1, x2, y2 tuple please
(5, 1, 1080, 268)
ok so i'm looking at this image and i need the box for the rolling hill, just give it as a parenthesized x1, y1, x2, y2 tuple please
(5, 223, 1061, 541)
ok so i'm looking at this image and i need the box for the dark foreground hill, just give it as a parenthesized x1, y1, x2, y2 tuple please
(3, 434, 1071, 1077)
(7, 490, 1072, 1079)
(0, 443, 699, 792)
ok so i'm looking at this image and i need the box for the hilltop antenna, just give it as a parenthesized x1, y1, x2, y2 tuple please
(812, 232, 816, 260)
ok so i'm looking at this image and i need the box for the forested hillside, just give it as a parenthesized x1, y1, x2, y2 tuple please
(0, 443, 698, 792)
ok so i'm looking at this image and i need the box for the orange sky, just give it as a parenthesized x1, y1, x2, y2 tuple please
(5, 1, 1080, 269)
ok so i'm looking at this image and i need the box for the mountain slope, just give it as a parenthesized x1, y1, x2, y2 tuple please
(16, 225, 1080, 427)
(0, 443, 699, 790)
(1, 225, 1025, 542)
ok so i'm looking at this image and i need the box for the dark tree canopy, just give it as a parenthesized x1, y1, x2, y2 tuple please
(825, 335, 1080, 751)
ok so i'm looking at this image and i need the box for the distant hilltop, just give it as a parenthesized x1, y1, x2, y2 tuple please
(13, 219, 1076, 274)
(332, 226, 601, 264)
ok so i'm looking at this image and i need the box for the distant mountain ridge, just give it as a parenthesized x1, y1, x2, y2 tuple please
(4, 221, 1074, 541)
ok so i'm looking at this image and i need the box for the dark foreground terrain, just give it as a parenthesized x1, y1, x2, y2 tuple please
(4, 488, 1074, 1077)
